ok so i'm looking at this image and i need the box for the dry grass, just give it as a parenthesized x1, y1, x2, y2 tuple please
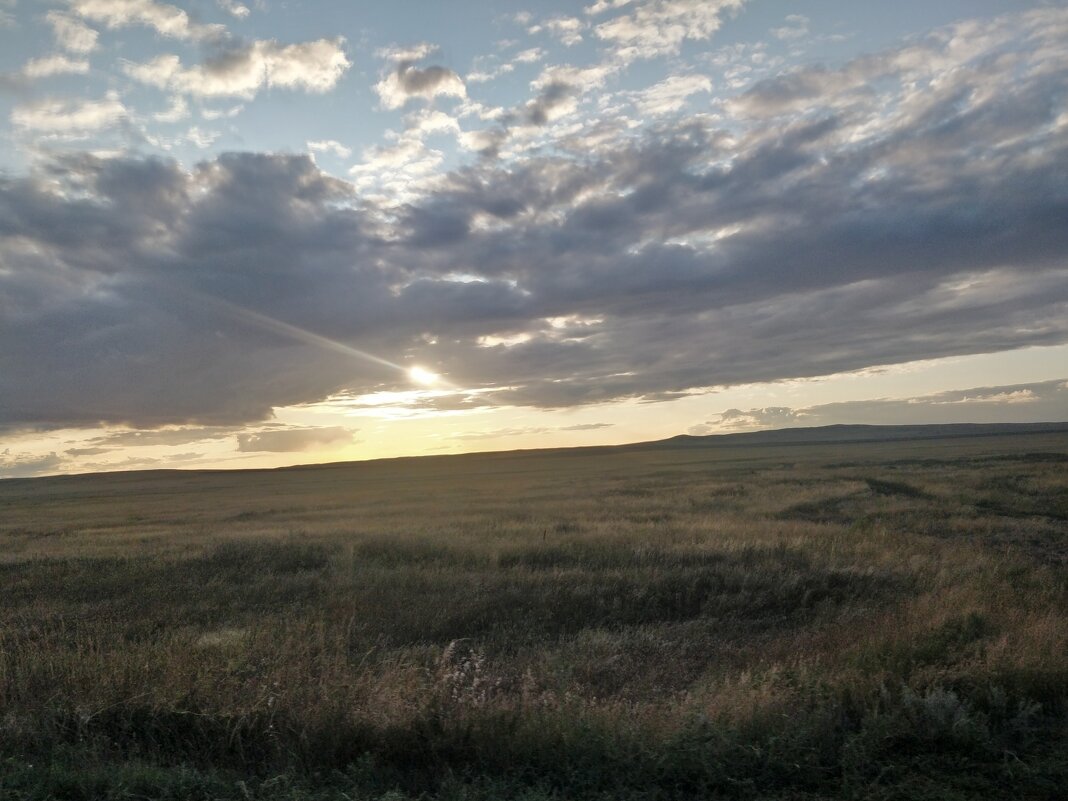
(0, 431, 1066, 799)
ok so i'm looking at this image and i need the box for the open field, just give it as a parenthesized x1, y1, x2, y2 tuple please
(1, 426, 1067, 800)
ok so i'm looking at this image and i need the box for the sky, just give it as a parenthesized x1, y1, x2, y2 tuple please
(1, 0, 1067, 477)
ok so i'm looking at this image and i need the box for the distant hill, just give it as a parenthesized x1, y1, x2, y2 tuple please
(4, 422, 1068, 483)
(630, 422, 1068, 450)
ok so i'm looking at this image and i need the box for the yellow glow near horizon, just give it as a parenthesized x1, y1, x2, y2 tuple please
(408, 365, 440, 386)
(4, 344, 1067, 478)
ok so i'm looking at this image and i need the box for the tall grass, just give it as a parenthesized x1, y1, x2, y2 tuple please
(0, 433, 1066, 799)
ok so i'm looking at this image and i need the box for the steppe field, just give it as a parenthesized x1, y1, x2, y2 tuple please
(1, 426, 1066, 801)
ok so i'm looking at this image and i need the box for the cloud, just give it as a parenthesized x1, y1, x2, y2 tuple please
(69, 0, 227, 42)
(65, 446, 112, 456)
(348, 112, 457, 202)
(0, 450, 64, 479)
(11, 91, 125, 132)
(0, 152, 411, 429)
(236, 426, 356, 452)
(1, 9, 1067, 430)
(201, 103, 243, 120)
(585, 0, 632, 15)
(124, 38, 350, 98)
(375, 61, 467, 110)
(690, 379, 1068, 433)
(377, 42, 437, 63)
(185, 125, 219, 148)
(529, 16, 585, 47)
(216, 0, 250, 19)
(76, 451, 206, 472)
(20, 54, 91, 78)
(467, 48, 545, 85)
(689, 407, 802, 434)
(86, 427, 237, 447)
(631, 73, 711, 115)
(514, 47, 545, 64)
(47, 11, 99, 53)
(308, 139, 352, 159)
(458, 62, 620, 157)
(593, 0, 747, 62)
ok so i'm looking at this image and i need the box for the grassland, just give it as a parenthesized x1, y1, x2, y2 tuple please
(1, 427, 1066, 799)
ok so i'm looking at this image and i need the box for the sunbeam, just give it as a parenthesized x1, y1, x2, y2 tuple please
(184, 290, 453, 389)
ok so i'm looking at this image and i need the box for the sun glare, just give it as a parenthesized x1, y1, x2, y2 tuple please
(408, 365, 439, 386)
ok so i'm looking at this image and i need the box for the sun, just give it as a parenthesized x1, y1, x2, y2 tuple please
(408, 365, 439, 386)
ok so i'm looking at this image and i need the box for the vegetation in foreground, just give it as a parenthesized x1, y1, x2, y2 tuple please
(0, 430, 1066, 799)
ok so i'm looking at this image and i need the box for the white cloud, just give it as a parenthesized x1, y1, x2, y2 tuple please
(349, 111, 460, 201)
(376, 42, 437, 62)
(532, 63, 617, 94)
(514, 47, 545, 64)
(530, 16, 585, 46)
(216, 0, 250, 19)
(124, 38, 350, 98)
(594, 0, 747, 62)
(69, 0, 227, 42)
(585, 0, 632, 15)
(350, 137, 436, 175)
(631, 73, 711, 115)
(47, 11, 99, 53)
(408, 108, 461, 137)
(201, 103, 244, 120)
(307, 139, 352, 158)
(267, 39, 350, 91)
(21, 54, 91, 78)
(11, 91, 126, 132)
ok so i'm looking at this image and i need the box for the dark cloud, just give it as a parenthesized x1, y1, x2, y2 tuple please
(397, 64, 459, 95)
(376, 60, 466, 108)
(65, 446, 113, 456)
(236, 426, 356, 452)
(523, 80, 575, 126)
(1, 9, 1067, 430)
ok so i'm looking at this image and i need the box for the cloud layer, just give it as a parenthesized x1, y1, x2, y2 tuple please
(690, 380, 1068, 433)
(1, 7, 1067, 435)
